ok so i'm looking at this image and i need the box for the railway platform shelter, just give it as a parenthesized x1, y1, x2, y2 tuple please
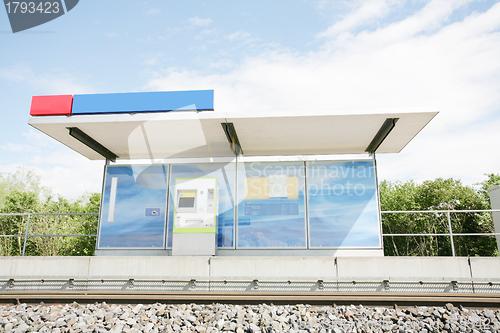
(27, 90, 438, 257)
(2, 89, 500, 304)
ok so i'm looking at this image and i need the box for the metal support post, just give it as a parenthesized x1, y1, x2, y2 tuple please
(22, 214, 31, 256)
(253, 279, 259, 290)
(488, 185, 500, 254)
(373, 152, 384, 253)
(383, 280, 390, 291)
(447, 211, 456, 257)
(318, 280, 324, 290)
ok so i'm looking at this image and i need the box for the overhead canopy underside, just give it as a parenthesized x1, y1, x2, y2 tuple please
(28, 110, 438, 160)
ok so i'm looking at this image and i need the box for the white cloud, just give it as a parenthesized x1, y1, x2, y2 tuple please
(0, 159, 103, 200)
(209, 59, 236, 70)
(0, 65, 100, 199)
(377, 115, 500, 185)
(105, 32, 130, 39)
(226, 31, 252, 41)
(187, 16, 213, 27)
(0, 143, 33, 153)
(33, 160, 104, 199)
(145, 8, 161, 15)
(0, 66, 32, 82)
(189, 44, 208, 52)
(145, 1, 500, 185)
(143, 52, 164, 66)
(0, 65, 94, 95)
(201, 28, 217, 35)
(318, 0, 403, 37)
(0, 130, 104, 200)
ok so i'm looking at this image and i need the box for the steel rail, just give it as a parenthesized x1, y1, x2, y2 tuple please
(384, 233, 500, 236)
(0, 234, 96, 238)
(381, 209, 500, 213)
(0, 213, 98, 216)
(1, 291, 500, 306)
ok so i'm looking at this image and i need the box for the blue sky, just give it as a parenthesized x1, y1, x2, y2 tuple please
(1, 0, 500, 199)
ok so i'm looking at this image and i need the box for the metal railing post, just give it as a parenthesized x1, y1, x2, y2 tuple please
(446, 211, 456, 257)
(22, 213, 31, 256)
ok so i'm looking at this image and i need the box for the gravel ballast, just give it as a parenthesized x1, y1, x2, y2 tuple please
(1, 302, 499, 333)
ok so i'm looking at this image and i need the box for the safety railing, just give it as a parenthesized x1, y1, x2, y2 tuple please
(381, 209, 500, 257)
(0, 213, 98, 256)
(1, 210, 499, 256)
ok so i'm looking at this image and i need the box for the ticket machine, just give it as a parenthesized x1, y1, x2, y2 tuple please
(172, 177, 218, 255)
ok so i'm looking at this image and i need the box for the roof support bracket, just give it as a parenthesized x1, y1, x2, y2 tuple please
(365, 118, 399, 155)
(221, 122, 243, 156)
(68, 127, 118, 162)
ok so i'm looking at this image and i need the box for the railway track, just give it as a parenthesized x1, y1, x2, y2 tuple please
(2, 277, 499, 307)
(1, 291, 500, 308)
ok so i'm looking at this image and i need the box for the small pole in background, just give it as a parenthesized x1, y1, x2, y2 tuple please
(447, 211, 456, 257)
(22, 214, 31, 256)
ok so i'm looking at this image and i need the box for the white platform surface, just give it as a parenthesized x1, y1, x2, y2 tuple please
(1, 256, 497, 282)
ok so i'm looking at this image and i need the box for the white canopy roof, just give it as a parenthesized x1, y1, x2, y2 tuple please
(28, 109, 438, 160)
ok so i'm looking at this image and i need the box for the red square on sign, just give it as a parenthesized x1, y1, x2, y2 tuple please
(30, 95, 73, 116)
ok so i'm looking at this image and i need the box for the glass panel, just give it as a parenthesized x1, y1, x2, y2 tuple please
(98, 165, 168, 248)
(167, 162, 236, 248)
(237, 161, 306, 248)
(307, 160, 381, 248)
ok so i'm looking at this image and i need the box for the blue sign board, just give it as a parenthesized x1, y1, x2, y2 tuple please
(72, 90, 214, 115)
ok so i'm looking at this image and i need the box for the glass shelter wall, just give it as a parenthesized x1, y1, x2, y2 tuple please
(307, 160, 381, 248)
(98, 165, 168, 248)
(97, 159, 382, 250)
(236, 162, 306, 248)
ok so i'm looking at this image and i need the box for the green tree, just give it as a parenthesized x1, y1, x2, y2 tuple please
(70, 192, 100, 256)
(0, 190, 39, 255)
(24, 194, 99, 256)
(381, 177, 496, 257)
(52, 193, 100, 256)
(0, 167, 100, 256)
(0, 167, 50, 206)
(476, 173, 500, 201)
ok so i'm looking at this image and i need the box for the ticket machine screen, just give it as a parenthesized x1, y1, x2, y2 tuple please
(177, 190, 197, 211)
(179, 197, 195, 208)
